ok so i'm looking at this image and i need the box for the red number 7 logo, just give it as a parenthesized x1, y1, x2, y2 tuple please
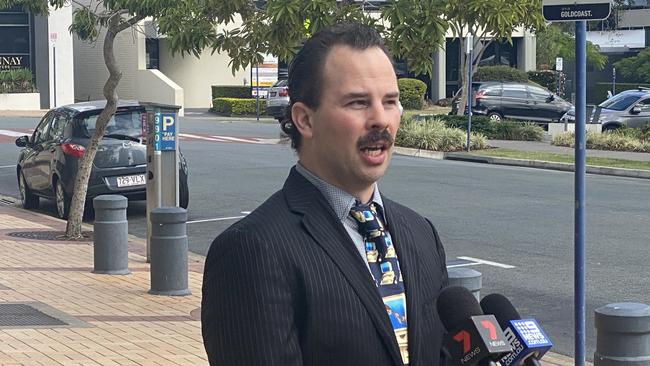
(453, 330, 471, 353)
(481, 320, 498, 340)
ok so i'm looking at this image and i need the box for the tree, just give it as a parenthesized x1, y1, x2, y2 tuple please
(1, 0, 210, 238)
(536, 23, 608, 71)
(614, 48, 650, 83)
(443, 0, 546, 115)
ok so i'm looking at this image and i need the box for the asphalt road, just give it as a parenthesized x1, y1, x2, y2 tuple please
(1, 115, 649, 360)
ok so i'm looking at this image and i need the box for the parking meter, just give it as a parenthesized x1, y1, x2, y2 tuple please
(142, 103, 182, 262)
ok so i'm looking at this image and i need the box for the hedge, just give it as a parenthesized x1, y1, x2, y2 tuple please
(528, 70, 565, 97)
(415, 114, 544, 141)
(0, 68, 36, 93)
(396, 118, 489, 151)
(211, 85, 252, 99)
(398, 78, 427, 110)
(553, 130, 650, 152)
(212, 98, 266, 116)
(474, 65, 528, 82)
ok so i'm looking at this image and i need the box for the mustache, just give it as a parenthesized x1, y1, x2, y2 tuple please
(357, 128, 394, 149)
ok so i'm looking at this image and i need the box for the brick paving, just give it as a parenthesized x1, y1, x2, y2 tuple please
(0, 202, 588, 366)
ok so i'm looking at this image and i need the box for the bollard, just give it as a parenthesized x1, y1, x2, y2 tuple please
(149, 207, 190, 296)
(92, 195, 130, 275)
(595, 303, 650, 366)
(448, 267, 482, 301)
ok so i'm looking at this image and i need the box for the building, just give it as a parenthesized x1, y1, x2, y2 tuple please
(0, 4, 74, 109)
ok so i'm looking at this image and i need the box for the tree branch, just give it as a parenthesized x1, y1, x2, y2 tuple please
(116, 13, 146, 33)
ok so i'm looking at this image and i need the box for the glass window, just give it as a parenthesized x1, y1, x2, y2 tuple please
(502, 84, 527, 98)
(483, 85, 502, 96)
(599, 93, 640, 111)
(47, 115, 67, 141)
(637, 98, 650, 112)
(0, 26, 30, 54)
(74, 111, 144, 138)
(528, 85, 551, 101)
(32, 113, 53, 144)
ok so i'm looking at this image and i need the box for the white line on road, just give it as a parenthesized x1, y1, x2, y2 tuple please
(457, 256, 516, 269)
(0, 165, 15, 169)
(0, 129, 29, 137)
(446, 262, 482, 269)
(211, 135, 263, 144)
(187, 215, 246, 224)
(178, 133, 232, 142)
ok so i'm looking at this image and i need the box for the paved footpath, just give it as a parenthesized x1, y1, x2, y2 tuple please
(0, 202, 590, 366)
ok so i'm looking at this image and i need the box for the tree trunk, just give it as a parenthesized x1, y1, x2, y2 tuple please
(455, 37, 469, 116)
(64, 15, 123, 238)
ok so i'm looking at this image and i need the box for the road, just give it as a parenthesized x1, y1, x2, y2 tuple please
(1, 114, 649, 359)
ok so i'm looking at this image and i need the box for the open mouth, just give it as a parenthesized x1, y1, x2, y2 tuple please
(360, 142, 388, 156)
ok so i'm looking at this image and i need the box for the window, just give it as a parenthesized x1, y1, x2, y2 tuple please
(74, 110, 144, 138)
(637, 98, 650, 112)
(599, 93, 641, 111)
(483, 85, 502, 96)
(502, 85, 527, 98)
(32, 113, 54, 144)
(528, 86, 550, 101)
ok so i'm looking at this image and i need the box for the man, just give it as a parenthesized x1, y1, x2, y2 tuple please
(202, 22, 448, 366)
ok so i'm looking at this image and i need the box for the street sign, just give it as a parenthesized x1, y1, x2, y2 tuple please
(556, 57, 563, 71)
(542, 0, 612, 22)
(154, 113, 176, 151)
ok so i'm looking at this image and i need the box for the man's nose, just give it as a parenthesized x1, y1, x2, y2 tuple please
(366, 102, 391, 131)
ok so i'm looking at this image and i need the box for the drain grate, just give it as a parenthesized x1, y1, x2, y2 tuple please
(0, 303, 67, 327)
(0, 198, 14, 205)
(6, 230, 93, 242)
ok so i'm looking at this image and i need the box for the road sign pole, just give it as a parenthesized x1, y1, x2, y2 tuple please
(466, 35, 473, 152)
(575, 19, 587, 366)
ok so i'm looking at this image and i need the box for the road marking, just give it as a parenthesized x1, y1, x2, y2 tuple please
(178, 133, 232, 142)
(0, 129, 29, 137)
(0, 165, 15, 169)
(187, 215, 246, 224)
(457, 256, 516, 269)
(211, 135, 264, 144)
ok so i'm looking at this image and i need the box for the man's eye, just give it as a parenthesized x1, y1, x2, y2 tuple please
(349, 100, 368, 107)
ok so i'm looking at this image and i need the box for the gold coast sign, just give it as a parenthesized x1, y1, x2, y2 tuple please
(0, 56, 26, 70)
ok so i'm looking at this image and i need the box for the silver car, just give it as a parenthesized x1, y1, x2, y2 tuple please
(266, 79, 289, 122)
(561, 88, 650, 131)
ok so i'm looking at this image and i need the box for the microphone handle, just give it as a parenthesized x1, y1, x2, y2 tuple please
(524, 357, 542, 366)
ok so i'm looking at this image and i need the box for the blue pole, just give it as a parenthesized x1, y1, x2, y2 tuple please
(574, 20, 586, 366)
(466, 44, 473, 152)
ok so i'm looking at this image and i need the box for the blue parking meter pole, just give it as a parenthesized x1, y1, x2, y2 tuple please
(612, 67, 616, 96)
(143, 103, 181, 263)
(255, 64, 260, 122)
(466, 35, 473, 152)
(574, 20, 587, 366)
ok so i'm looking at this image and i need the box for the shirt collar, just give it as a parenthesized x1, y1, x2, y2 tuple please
(295, 163, 385, 221)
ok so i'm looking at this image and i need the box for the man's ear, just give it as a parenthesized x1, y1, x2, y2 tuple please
(291, 102, 314, 139)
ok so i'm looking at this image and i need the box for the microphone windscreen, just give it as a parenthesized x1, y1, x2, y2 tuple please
(480, 293, 522, 330)
(437, 286, 483, 331)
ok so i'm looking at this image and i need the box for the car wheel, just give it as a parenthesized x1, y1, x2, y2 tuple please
(602, 124, 621, 132)
(18, 170, 39, 209)
(179, 168, 189, 210)
(488, 111, 503, 122)
(54, 178, 70, 220)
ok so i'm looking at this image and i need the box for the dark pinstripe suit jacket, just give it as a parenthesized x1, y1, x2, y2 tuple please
(202, 167, 448, 366)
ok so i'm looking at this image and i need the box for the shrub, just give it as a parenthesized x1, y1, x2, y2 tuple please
(552, 130, 650, 152)
(526, 70, 561, 94)
(398, 78, 427, 110)
(0, 68, 36, 93)
(474, 65, 528, 82)
(396, 118, 488, 151)
(212, 98, 266, 116)
(211, 85, 251, 99)
(417, 114, 544, 141)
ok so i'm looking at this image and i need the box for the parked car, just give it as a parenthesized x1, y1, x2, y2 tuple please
(15, 100, 189, 219)
(560, 88, 650, 131)
(266, 79, 289, 122)
(471, 81, 573, 123)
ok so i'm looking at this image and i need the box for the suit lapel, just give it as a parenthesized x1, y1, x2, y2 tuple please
(284, 168, 404, 366)
(384, 199, 423, 366)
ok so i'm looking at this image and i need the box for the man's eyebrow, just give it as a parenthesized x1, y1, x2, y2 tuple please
(342, 92, 400, 99)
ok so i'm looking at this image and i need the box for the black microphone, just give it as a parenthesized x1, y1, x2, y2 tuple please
(437, 286, 512, 366)
(480, 293, 553, 366)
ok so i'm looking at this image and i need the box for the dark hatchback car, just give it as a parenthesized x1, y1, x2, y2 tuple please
(472, 81, 573, 123)
(15, 100, 189, 219)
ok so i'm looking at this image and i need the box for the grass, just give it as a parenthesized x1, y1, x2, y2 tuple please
(469, 149, 650, 170)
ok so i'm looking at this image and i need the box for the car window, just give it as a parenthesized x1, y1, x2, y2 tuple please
(599, 93, 640, 111)
(637, 98, 650, 112)
(32, 112, 54, 145)
(502, 84, 527, 98)
(47, 114, 67, 142)
(272, 79, 288, 88)
(482, 85, 502, 96)
(527, 85, 550, 101)
(73, 110, 144, 138)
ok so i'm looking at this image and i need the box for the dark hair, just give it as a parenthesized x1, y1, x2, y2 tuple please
(281, 22, 392, 150)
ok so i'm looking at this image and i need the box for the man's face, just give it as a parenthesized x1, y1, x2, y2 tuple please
(295, 45, 401, 200)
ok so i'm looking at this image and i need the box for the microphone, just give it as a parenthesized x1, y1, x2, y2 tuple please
(437, 286, 512, 366)
(480, 293, 553, 366)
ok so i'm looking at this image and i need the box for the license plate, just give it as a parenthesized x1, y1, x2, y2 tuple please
(116, 174, 146, 187)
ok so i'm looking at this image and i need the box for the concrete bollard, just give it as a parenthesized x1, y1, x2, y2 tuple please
(595, 303, 650, 366)
(149, 207, 191, 296)
(92, 195, 130, 275)
(448, 267, 482, 301)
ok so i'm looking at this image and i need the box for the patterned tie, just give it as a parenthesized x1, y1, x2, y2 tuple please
(350, 202, 409, 365)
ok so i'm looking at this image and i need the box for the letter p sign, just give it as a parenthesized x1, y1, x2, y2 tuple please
(162, 116, 175, 131)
